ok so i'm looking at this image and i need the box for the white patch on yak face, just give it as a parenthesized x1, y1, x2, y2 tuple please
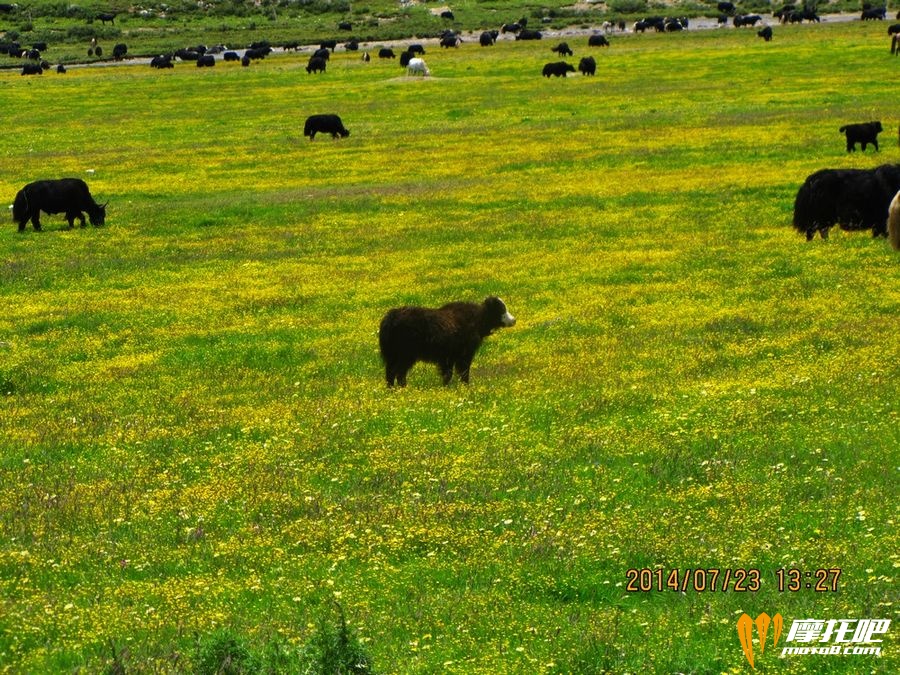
(497, 298, 516, 326)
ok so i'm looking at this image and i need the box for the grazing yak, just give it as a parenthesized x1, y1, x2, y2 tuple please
(406, 57, 430, 76)
(588, 34, 610, 47)
(516, 29, 543, 40)
(112, 43, 127, 60)
(543, 61, 575, 77)
(97, 12, 116, 24)
(13, 179, 107, 232)
(758, 25, 773, 41)
(578, 56, 596, 75)
(378, 47, 395, 58)
(303, 114, 349, 140)
(480, 31, 497, 46)
(840, 121, 883, 152)
(175, 48, 200, 61)
(223, 51, 240, 62)
(792, 164, 900, 240)
(150, 54, 174, 68)
(196, 54, 215, 67)
(888, 190, 900, 249)
(21, 62, 42, 75)
(306, 56, 327, 74)
(378, 296, 516, 387)
(552, 42, 573, 56)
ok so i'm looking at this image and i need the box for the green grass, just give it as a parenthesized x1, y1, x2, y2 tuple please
(1, 20, 898, 674)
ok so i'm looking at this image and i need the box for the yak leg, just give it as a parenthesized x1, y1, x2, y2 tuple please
(30, 212, 41, 231)
(455, 355, 474, 384)
(439, 361, 454, 385)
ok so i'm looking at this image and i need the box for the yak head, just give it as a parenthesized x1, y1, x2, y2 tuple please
(89, 201, 108, 226)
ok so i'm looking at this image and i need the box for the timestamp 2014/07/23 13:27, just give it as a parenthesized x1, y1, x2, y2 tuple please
(625, 568, 843, 593)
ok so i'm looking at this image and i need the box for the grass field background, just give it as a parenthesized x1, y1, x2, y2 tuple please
(0, 20, 898, 673)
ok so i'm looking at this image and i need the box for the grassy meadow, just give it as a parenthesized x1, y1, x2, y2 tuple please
(1, 19, 898, 673)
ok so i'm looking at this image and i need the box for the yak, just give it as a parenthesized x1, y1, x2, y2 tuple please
(543, 61, 575, 77)
(578, 56, 596, 75)
(306, 56, 327, 74)
(13, 179, 107, 232)
(480, 31, 497, 46)
(840, 121, 883, 152)
(406, 57, 429, 76)
(792, 164, 900, 240)
(379, 296, 515, 387)
(888, 190, 900, 250)
(303, 114, 349, 140)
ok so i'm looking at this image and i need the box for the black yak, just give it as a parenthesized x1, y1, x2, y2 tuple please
(13, 179, 107, 232)
(792, 164, 900, 240)
(303, 114, 349, 140)
(306, 56, 327, 74)
(480, 31, 497, 46)
(516, 29, 543, 40)
(588, 34, 610, 47)
(150, 54, 174, 68)
(840, 121, 882, 152)
(758, 25, 773, 41)
(543, 61, 575, 77)
(578, 56, 596, 75)
(379, 296, 515, 387)
(552, 42, 573, 56)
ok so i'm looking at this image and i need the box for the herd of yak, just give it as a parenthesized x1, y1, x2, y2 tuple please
(7, 7, 900, 254)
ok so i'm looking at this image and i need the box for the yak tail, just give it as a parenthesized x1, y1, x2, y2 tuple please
(889, 190, 900, 250)
(838, 125, 847, 133)
(792, 181, 815, 232)
(12, 188, 28, 227)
